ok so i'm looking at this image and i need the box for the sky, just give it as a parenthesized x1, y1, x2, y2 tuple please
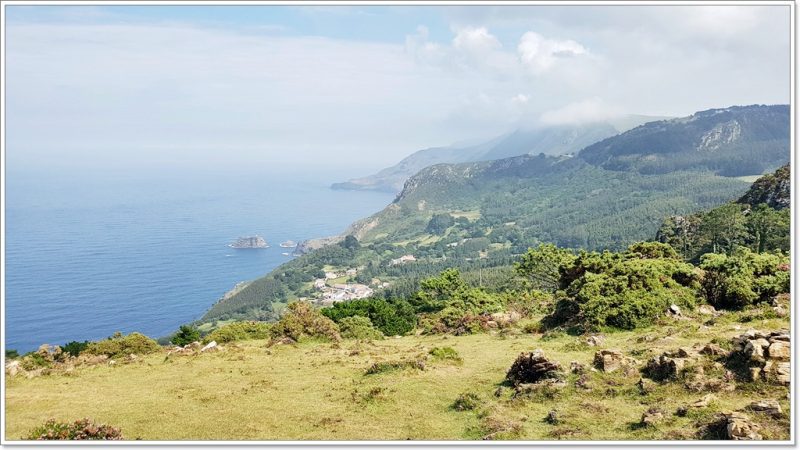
(4, 4, 792, 172)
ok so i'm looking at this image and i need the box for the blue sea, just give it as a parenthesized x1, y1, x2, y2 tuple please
(5, 166, 395, 352)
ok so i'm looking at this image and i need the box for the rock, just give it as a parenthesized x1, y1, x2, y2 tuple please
(676, 406, 688, 417)
(486, 320, 499, 329)
(724, 412, 762, 440)
(744, 340, 766, 363)
(691, 393, 717, 408)
(766, 341, 790, 361)
(586, 335, 605, 347)
(513, 379, 566, 398)
(700, 343, 726, 356)
(505, 350, 562, 386)
(645, 354, 686, 381)
(676, 347, 698, 358)
(490, 312, 519, 327)
(593, 349, 636, 373)
(766, 361, 791, 386)
(575, 374, 591, 390)
(668, 304, 682, 316)
(200, 341, 219, 353)
(5, 360, 22, 377)
(545, 410, 559, 425)
(750, 367, 763, 382)
(748, 400, 782, 417)
(698, 305, 717, 315)
(186, 341, 202, 350)
(569, 361, 586, 374)
(637, 377, 654, 395)
(773, 305, 788, 317)
(641, 408, 664, 426)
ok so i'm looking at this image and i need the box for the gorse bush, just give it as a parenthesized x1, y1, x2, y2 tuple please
(203, 321, 272, 344)
(322, 298, 416, 336)
(338, 316, 384, 340)
(542, 242, 699, 330)
(61, 341, 89, 357)
(700, 248, 790, 310)
(27, 418, 123, 440)
(271, 302, 341, 342)
(171, 325, 200, 347)
(84, 332, 161, 359)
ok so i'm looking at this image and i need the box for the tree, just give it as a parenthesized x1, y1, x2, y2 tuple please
(171, 325, 201, 346)
(514, 244, 576, 292)
(746, 204, 789, 254)
(342, 235, 360, 251)
(426, 213, 455, 235)
(699, 203, 747, 255)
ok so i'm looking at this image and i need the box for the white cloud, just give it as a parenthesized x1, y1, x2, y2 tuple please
(517, 31, 587, 74)
(539, 98, 622, 126)
(452, 26, 501, 55)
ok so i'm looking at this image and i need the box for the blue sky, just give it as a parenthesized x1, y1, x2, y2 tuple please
(4, 4, 792, 171)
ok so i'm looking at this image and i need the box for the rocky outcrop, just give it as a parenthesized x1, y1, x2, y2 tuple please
(730, 329, 790, 385)
(229, 236, 268, 249)
(593, 349, 637, 374)
(747, 400, 782, 417)
(505, 349, 562, 386)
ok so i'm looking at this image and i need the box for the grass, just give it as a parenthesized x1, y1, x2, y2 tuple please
(5, 311, 790, 441)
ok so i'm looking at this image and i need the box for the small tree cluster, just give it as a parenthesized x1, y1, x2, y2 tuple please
(700, 248, 789, 310)
(203, 321, 272, 344)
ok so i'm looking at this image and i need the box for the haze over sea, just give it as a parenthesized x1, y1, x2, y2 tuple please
(5, 166, 394, 352)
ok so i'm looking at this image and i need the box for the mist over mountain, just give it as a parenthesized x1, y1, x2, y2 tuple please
(331, 115, 668, 193)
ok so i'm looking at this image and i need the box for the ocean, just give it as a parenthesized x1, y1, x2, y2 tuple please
(4, 166, 395, 353)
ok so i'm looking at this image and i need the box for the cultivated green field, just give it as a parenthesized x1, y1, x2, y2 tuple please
(5, 311, 790, 441)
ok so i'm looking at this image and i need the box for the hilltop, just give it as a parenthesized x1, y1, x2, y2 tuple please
(331, 116, 667, 193)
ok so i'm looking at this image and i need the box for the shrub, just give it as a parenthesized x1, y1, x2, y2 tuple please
(338, 316, 383, 340)
(84, 332, 161, 359)
(61, 341, 89, 357)
(543, 243, 700, 330)
(700, 248, 789, 310)
(428, 346, 462, 364)
(203, 321, 272, 344)
(506, 289, 553, 317)
(20, 352, 51, 371)
(171, 325, 201, 347)
(271, 302, 341, 342)
(452, 392, 480, 411)
(27, 418, 123, 440)
(322, 298, 416, 336)
(5, 349, 19, 359)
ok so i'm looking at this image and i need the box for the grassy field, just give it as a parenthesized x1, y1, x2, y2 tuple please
(5, 312, 790, 441)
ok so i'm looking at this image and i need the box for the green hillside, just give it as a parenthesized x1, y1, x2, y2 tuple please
(205, 105, 788, 325)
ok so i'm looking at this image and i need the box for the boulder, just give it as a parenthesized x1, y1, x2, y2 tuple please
(586, 335, 605, 347)
(697, 305, 717, 315)
(724, 412, 762, 441)
(5, 360, 22, 377)
(691, 393, 717, 408)
(200, 341, 219, 353)
(641, 408, 664, 426)
(569, 361, 586, 374)
(645, 354, 687, 381)
(766, 341, 790, 361)
(593, 349, 636, 373)
(700, 343, 726, 356)
(748, 400, 782, 417)
(505, 349, 562, 386)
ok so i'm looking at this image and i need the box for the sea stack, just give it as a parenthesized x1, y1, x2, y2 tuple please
(230, 236, 269, 249)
